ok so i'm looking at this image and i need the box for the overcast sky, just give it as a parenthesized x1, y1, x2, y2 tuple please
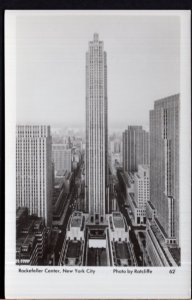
(16, 13, 180, 131)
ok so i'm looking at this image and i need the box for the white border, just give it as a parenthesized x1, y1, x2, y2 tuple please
(5, 10, 191, 299)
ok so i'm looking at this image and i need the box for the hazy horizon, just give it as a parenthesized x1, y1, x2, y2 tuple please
(16, 13, 180, 130)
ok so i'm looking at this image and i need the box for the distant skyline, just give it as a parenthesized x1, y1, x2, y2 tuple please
(16, 13, 180, 130)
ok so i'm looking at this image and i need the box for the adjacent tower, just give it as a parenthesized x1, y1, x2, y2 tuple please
(85, 33, 108, 223)
(122, 126, 149, 173)
(52, 144, 72, 174)
(150, 94, 180, 246)
(16, 125, 53, 227)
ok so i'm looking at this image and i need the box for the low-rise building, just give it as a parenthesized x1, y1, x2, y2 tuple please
(146, 201, 157, 221)
(16, 207, 47, 265)
(60, 211, 137, 267)
(108, 212, 136, 266)
(146, 218, 179, 266)
(66, 211, 85, 241)
(128, 193, 146, 226)
(61, 212, 85, 266)
(108, 212, 129, 242)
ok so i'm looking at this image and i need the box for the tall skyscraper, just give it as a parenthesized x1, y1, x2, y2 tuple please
(62, 34, 133, 267)
(122, 126, 149, 172)
(52, 144, 72, 174)
(150, 94, 179, 245)
(16, 125, 52, 227)
(85, 33, 108, 223)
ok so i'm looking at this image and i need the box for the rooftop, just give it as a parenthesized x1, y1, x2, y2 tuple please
(16, 207, 28, 220)
(149, 222, 177, 266)
(154, 94, 179, 109)
(114, 242, 129, 259)
(71, 212, 83, 228)
(17, 233, 36, 254)
(21, 219, 35, 233)
(66, 240, 81, 258)
(168, 247, 180, 266)
(17, 215, 44, 244)
(112, 212, 124, 229)
(127, 172, 135, 184)
(71, 218, 82, 228)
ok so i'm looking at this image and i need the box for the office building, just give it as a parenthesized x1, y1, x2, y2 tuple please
(16, 125, 52, 227)
(85, 33, 109, 221)
(16, 207, 47, 265)
(135, 165, 149, 208)
(122, 126, 149, 172)
(146, 218, 179, 266)
(128, 165, 149, 225)
(52, 144, 72, 174)
(109, 138, 122, 174)
(109, 139, 121, 154)
(149, 94, 179, 246)
(61, 34, 133, 267)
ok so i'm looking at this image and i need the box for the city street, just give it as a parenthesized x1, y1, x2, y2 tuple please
(54, 165, 82, 265)
(115, 184, 144, 266)
(54, 164, 145, 266)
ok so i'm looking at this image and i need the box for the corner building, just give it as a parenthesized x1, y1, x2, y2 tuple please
(85, 33, 109, 222)
(150, 94, 179, 246)
(16, 125, 52, 227)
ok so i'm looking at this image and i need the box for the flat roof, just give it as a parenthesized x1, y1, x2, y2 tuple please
(148, 225, 172, 265)
(71, 217, 82, 228)
(112, 212, 124, 229)
(21, 219, 35, 232)
(33, 220, 43, 230)
(168, 247, 180, 266)
(17, 233, 35, 249)
(71, 212, 83, 228)
(66, 241, 81, 258)
(115, 242, 129, 259)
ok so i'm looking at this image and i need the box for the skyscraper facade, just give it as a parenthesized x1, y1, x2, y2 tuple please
(150, 94, 179, 245)
(16, 125, 52, 227)
(134, 165, 150, 209)
(85, 33, 108, 222)
(133, 165, 150, 225)
(52, 144, 72, 174)
(122, 126, 149, 172)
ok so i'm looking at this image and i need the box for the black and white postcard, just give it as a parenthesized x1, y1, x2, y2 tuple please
(5, 10, 191, 298)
